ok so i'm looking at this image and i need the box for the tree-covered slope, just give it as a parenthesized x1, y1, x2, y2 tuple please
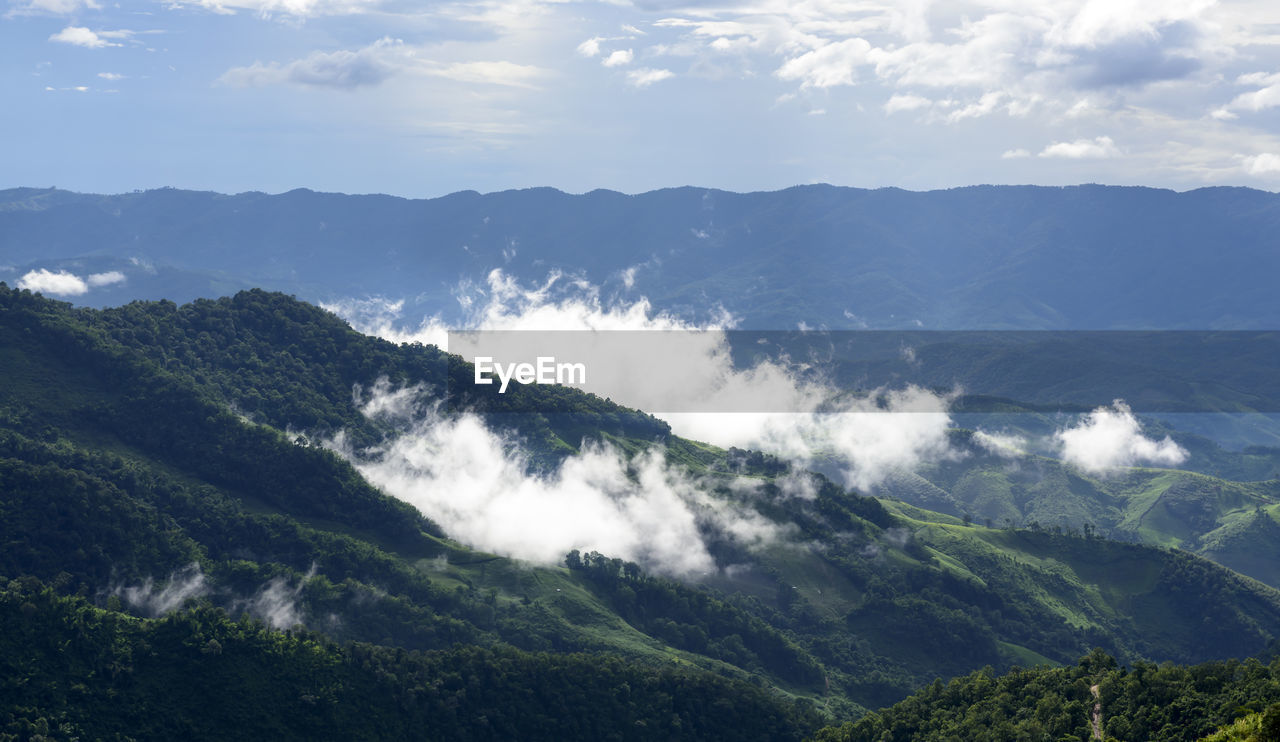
(877, 432, 1280, 588)
(3, 283, 1280, 728)
(814, 649, 1280, 742)
(0, 581, 822, 742)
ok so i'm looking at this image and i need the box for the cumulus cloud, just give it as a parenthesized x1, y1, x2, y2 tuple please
(603, 49, 634, 67)
(16, 268, 125, 295)
(1243, 153, 1280, 175)
(17, 269, 89, 295)
(1204, 72, 1280, 122)
(1054, 400, 1188, 473)
(946, 91, 1007, 123)
(330, 383, 780, 576)
(627, 67, 673, 87)
(666, 388, 956, 493)
(775, 38, 873, 88)
(87, 270, 126, 287)
(49, 26, 119, 48)
(577, 36, 604, 57)
(884, 93, 931, 114)
(114, 564, 208, 616)
(617, 0, 1227, 133)
(1038, 135, 1120, 158)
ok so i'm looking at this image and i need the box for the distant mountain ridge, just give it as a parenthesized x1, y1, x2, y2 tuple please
(2, 184, 1278, 329)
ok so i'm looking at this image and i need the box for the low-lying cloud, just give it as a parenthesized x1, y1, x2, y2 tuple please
(330, 270, 958, 494)
(973, 430, 1029, 458)
(329, 380, 781, 577)
(1055, 400, 1188, 473)
(16, 268, 126, 296)
(240, 565, 315, 629)
(113, 563, 208, 616)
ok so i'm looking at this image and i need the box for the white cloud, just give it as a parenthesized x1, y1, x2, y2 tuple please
(178, 0, 380, 17)
(1054, 400, 1188, 473)
(619, 265, 638, 290)
(97, 71, 125, 80)
(1051, 0, 1217, 49)
(1243, 153, 1280, 175)
(884, 93, 931, 114)
(87, 270, 126, 287)
(973, 430, 1027, 458)
(602, 49, 634, 67)
(627, 67, 673, 87)
(17, 269, 89, 296)
(577, 36, 604, 57)
(331, 383, 780, 576)
(1002, 148, 1031, 158)
(8, 0, 99, 15)
(49, 26, 120, 48)
(114, 564, 207, 616)
(618, 0, 1236, 146)
(1038, 135, 1120, 158)
(16, 267, 125, 294)
(331, 270, 957, 494)
(240, 566, 315, 629)
(946, 91, 1006, 123)
(1220, 74, 1280, 115)
(321, 295, 449, 346)
(220, 38, 544, 90)
(220, 38, 405, 89)
(775, 38, 873, 88)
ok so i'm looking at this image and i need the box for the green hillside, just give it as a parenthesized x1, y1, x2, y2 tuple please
(4, 283, 1280, 733)
(814, 649, 1280, 741)
(889, 435, 1280, 588)
(1, 581, 821, 742)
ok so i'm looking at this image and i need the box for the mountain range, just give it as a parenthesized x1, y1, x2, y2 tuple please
(4, 184, 1280, 330)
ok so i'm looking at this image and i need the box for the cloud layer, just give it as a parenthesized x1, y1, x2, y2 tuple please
(15, 0, 1280, 195)
(330, 381, 780, 576)
(16, 268, 126, 296)
(331, 270, 956, 493)
(1055, 400, 1188, 473)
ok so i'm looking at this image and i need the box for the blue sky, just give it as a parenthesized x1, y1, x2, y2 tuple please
(5, 0, 1280, 197)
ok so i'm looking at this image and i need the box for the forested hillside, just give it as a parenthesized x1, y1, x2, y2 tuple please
(814, 649, 1280, 741)
(4, 282, 1280, 737)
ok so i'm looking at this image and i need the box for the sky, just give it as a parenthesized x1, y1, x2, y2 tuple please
(5, 0, 1280, 197)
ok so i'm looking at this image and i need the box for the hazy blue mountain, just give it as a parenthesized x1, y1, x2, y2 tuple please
(3, 184, 1278, 330)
